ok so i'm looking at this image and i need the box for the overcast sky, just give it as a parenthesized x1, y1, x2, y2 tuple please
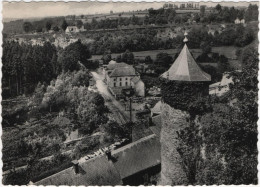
(3, 1, 258, 19)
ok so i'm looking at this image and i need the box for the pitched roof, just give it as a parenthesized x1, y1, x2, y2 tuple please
(151, 101, 162, 115)
(34, 156, 122, 186)
(107, 62, 129, 70)
(110, 66, 138, 77)
(161, 44, 211, 82)
(112, 134, 161, 179)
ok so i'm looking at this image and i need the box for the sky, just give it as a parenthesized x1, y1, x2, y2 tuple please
(3, 1, 259, 19)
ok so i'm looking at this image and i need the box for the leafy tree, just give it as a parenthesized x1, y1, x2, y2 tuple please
(61, 20, 68, 31)
(145, 56, 153, 64)
(121, 50, 135, 64)
(200, 6, 206, 17)
(53, 26, 60, 32)
(102, 52, 112, 64)
(168, 11, 176, 24)
(45, 21, 52, 31)
(23, 22, 33, 33)
(244, 4, 258, 22)
(215, 4, 222, 12)
(58, 40, 92, 72)
(36, 26, 42, 33)
(155, 52, 173, 68)
(200, 41, 212, 54)
(76, 20, 83, 28)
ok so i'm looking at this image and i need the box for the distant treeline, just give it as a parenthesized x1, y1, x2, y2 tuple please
(87, 22, 256, 55)
(3, 4, 258, 34)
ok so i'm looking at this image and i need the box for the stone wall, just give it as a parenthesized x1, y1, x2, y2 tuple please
(160, 102, 190, 185)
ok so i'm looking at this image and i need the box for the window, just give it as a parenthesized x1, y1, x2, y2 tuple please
(119, 78, 122, 81)
(126, 82, 128, 86)
(126, 77, 128, 80)
(120, 82, 122, 86)
(114, 78, 116, 81)
(114, 82, 116, 87)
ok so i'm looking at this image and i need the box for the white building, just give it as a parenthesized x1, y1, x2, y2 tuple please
(104, 61, 145, 98)
(65, 26, 86, 33)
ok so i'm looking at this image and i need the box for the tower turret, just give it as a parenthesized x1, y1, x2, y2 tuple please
(159, 33, 211, 185)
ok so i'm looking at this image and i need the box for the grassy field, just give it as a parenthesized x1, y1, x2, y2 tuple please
(91, 45, 241, 69)
(91, 46, 238, 61)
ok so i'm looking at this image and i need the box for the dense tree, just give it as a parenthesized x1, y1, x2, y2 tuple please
(23, 22, 33, 33)
(61, 20, 68, 31)
(45, 21, 52, 31)
(244, 4, 258, 22)
(215, 4, 222, 12)
(76, 20, 83, 28)
(155, 52, 173, 68)
(53, 26, 60, 32)
(58, 40, 92, 72)
(2, 41, 58, 97)
(200, 6, 206, 17)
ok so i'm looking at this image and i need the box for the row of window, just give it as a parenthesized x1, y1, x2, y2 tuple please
(114, 82, 129, 87)
(114, 77, 128, 81)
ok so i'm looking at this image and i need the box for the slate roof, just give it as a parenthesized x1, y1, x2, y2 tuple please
(112, 134, 161, 179)
(107, 62, 129, 70)
(161, 44, 211, 82)
(110, 66, 138, 77)
(34, 156, 122, 186)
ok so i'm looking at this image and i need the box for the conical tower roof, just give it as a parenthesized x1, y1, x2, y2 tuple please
(161, 44, 211, 82)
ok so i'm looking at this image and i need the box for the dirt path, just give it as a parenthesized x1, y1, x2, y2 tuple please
(91, 71, 135, 124)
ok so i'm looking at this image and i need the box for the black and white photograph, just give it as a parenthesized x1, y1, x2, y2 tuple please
(1, 1, 259, 185)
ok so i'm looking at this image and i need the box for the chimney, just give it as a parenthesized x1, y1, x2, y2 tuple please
(72, 160, 79, 174)
(105, 150, 112, 160)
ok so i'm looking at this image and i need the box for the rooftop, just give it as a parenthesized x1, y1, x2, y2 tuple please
(112, 134, 161, 179)
(34, 134, 161, 185)
(107, 62, 129, 70)
(34, 155, 122, 186)
(161, 44, 211, 82)
(110, 66, 138, 77)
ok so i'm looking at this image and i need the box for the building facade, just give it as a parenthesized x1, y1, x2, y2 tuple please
(104, 61, 145, 98)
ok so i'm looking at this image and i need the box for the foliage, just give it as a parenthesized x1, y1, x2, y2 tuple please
(155, 52, 173, 68)
(161, 79, 211, 115)
(101, 120, 129, 144)
(2, 41, 58, 97)
(23, 22, 33, 33)
(244, 4, 259, 22)
(199, 65, 222, 83)
(177, 45, 258, 185)
(61, 20, 68, 31)
(58, 40, 92, 72)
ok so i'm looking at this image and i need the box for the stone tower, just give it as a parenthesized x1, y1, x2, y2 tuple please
(159, 34, 211, 185)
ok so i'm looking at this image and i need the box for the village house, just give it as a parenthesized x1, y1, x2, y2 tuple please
(104, 61, 145, 98)
(65, 26, 86, 33)
(207, 24, 223, 36)
(234, 18, 246, 25)
(209, 72, 234, 96)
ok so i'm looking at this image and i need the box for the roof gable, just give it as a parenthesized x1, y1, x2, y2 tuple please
(161, 44, 211, 82)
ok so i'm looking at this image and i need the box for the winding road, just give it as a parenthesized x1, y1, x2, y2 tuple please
(91, 71, 135, 124)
